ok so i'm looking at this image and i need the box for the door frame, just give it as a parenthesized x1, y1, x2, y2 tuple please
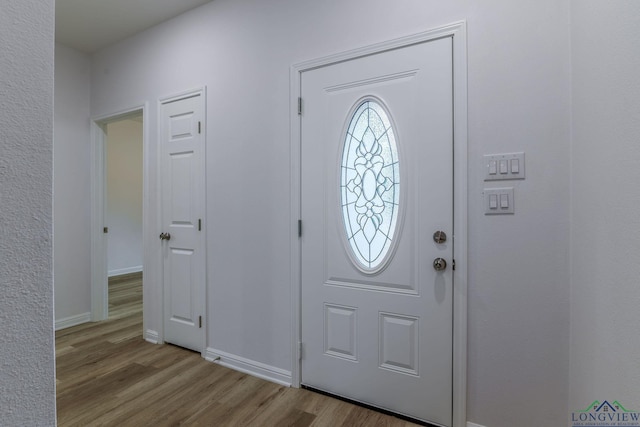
(90, 104, 149, 325)
(289, 22, 468, 427)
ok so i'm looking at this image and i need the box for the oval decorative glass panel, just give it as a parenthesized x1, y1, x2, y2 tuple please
(340, 99, 400, 271)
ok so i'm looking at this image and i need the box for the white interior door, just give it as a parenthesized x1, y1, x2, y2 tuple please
(160, 92, 206, 352)
(301, 37, 454, 426)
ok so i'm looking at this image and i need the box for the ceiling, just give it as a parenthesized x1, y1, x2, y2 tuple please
(56, 0, 213, 53)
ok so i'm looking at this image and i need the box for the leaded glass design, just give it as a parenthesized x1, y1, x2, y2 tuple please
(341, 99, 400, 270)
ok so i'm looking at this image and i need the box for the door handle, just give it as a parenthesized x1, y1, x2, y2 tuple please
(159, 232, 171, 241)
(433, 258, 447, 271)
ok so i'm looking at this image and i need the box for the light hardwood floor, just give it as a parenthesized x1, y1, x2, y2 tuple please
(55, 273, 420, 426)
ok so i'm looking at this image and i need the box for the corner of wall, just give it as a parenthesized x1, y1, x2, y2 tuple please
(145, 329, 160, 344)
(55, 312, 92, 331)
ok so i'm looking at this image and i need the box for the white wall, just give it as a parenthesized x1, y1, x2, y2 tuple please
(570, 0, 640, 413)
(89, 1, 572, 425)
(0, 0, 56, 424)
(106, 118, 143, 276)
(54, 43, 93, 327)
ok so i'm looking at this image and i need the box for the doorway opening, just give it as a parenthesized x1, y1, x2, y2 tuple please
(91, 107, 146, 325)
(105, 114, 144, 319)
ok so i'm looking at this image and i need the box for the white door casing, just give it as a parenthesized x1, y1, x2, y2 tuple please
(293, 23, 468, 427)
(160, 91, 206, 353)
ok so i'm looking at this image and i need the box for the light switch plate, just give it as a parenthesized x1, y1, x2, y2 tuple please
(484, 187, 514, 215)
(484, 152, 525, 181)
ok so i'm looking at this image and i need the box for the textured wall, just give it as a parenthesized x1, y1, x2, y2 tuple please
(54, 43, 92, 324)
(88, 0, 572, 425)
(570, 0, 640, 414)
(0, 0, 56, 425)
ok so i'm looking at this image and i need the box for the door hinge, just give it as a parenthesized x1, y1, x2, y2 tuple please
(199, 315, 202, 328)
(297, 97, 302, 115)
(298, 342, 303, 361)
(198, 121, 201, 134)
(298, 219, 302, 237)
(103, 227, 108, 234)
(452, 259, 456, 271)
(198, 218, 202, 231)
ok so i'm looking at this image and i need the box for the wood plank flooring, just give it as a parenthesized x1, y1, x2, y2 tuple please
(55, 274, 420, 427)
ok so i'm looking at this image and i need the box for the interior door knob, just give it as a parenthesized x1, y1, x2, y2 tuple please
(159, 232, 171, 241)
(433, 258, 447, 271)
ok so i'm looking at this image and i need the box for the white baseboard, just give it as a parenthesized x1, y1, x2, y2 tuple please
(108, 265, 143, 277)
(145, 329, 160, 344)
(468, 422, 487, 427)
(205, 347, 292, 387)
(55, 312, 91, 330)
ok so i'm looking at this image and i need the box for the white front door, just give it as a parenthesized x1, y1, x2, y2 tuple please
(160, 92, 206, 352)
(301, 37, 454, 426)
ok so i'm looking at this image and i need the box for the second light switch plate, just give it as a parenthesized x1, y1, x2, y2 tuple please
(484, 187, 515, 215)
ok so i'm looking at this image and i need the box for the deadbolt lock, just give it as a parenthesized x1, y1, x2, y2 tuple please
(433, 258, 447, 271)
(433, 230, 447, 244)
(159, 232, 171, 241)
